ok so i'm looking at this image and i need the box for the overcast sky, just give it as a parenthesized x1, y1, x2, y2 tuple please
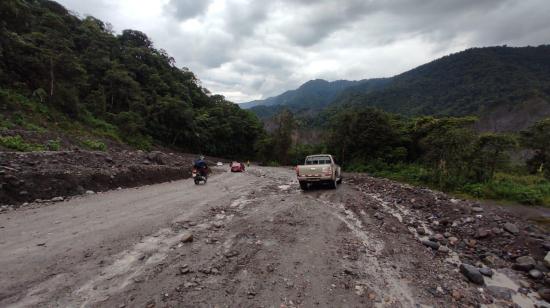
(57, 0, 550, 103)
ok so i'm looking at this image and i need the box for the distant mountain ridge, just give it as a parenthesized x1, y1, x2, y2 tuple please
(244, 45, 550, 131)
(239, 79, 365, 109)
(241, 78, 390, 119)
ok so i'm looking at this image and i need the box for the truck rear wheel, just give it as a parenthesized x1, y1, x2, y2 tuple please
(299, 181, 308, 190)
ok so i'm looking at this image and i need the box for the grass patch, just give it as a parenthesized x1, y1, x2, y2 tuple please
(0, 135, 44, 151)
(462, 173, 550, 205)
(348, 163, 550, 206)
(46, 139, 61, 151)
(81, 139, 107, 151)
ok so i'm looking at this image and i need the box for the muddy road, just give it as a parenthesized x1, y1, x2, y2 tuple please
(0, 167, 548, 307)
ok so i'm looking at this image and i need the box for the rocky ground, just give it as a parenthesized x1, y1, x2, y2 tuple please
(347, 174, 550, 307)
(0, 150, 225, 206)
(1, 166, 550, 307)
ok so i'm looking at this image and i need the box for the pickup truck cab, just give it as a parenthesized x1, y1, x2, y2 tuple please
(296, 154, 342, 190)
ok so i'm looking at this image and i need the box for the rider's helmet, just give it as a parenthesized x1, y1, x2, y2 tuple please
(199, 155, 205, 160)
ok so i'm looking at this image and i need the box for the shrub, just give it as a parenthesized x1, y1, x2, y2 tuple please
(46, 139, 61, 151)
(125, 134, 153, 151)
(0, 135, 44, 151)
(81, 139, 107, 151)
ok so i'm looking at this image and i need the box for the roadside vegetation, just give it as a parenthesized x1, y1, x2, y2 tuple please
(257, 107, 550, 206)
(0, 0, 262, 157)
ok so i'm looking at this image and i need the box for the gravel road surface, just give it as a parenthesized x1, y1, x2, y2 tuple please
(0, 166, 547, 307)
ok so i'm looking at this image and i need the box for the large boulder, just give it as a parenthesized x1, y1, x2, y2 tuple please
(513, 256, 536, 272)
(460, 263, 484, 285)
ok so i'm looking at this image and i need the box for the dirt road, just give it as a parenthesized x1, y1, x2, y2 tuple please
(0, 167, 548, 307)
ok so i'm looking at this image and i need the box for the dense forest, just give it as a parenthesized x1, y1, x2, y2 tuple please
(0, 0, 263, 157)
(335, 46, 550, 130)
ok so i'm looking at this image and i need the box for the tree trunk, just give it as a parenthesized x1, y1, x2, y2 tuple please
(49, 58, 54, 97)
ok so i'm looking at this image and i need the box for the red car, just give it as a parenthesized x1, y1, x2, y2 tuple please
(230, 161, 245, 172)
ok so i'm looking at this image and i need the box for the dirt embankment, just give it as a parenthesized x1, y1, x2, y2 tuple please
(0, 150, 207, 207)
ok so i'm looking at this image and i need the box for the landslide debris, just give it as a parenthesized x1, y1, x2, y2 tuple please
(347, 173, 550, 305)
(0, 150, 197, 208)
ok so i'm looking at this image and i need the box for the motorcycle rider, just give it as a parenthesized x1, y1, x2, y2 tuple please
(193, 155, 209, 177)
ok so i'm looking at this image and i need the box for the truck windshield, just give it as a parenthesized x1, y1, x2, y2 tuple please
(305, 156, 331, 165)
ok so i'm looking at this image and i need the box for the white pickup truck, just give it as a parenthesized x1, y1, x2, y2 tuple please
(296, 154, 342, 190)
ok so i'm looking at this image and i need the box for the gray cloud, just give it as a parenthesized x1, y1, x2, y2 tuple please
(165, 0, 212, 20)
(56, 0, 550, 102)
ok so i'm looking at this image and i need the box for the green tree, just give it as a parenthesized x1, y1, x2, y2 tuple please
(521, 118, 550, 178)
(415, 117, 477, 189)
(472, 133, 518, 182)
(328, 107, 406, 166)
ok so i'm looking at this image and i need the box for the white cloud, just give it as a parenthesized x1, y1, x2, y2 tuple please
(57, 0, 550, 103)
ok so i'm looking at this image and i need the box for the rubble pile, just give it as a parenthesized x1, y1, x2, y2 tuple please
(348, 174, 550, 305)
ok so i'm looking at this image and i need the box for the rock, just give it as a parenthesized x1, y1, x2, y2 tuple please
(479, 267, 493, 277)
(535, 262, 549, 273)
(438, 245, 450, 253)
(448, 237, 459, 245)
(465, 239, 477, 248)
(36, 242, 46, 246)
(514, 256, 536, 272)
(223, 250, 239, 258)
(503, 222, 519, 235)
(459, 263, 484, 285)
(51, 196, 64, 202)
(543, 242, 550, 251)
(529, 269, 543, 280)
(538, 288, 550, 301)
(471, 206, 483, 213)
(421, 239, 440, 250)
(475, 229, 490, 239)
(486, 286, 513, 300)
(519, 280, 531, 288)
(374, 212, 384, 220)
(491, 227, 502, 235)
(544, 252, 550, 268)
(19, 190, 28, 196)
(416, 227, 427, 235)
(179, 232, 193, 243)
(85, 190, 95, 195)
(433, 233, 445, 242)
(179, 267, 190, 274)
(451, 289, 462, 300)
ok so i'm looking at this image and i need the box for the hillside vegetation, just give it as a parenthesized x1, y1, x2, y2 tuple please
(0, 0, 262, 156)
(245, 46, 550, 132)
(336, 46, 550, 131)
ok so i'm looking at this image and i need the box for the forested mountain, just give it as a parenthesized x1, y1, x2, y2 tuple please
(335, 46, 550, 131)
(0, 0, 262, 156)
(241, 78, 389, 119)
(248, 46, 550, 132)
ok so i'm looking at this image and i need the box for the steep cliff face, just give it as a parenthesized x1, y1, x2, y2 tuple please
(475, 98, 550, 132)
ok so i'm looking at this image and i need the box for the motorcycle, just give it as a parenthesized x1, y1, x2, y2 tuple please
(192, 167, 208, 185)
